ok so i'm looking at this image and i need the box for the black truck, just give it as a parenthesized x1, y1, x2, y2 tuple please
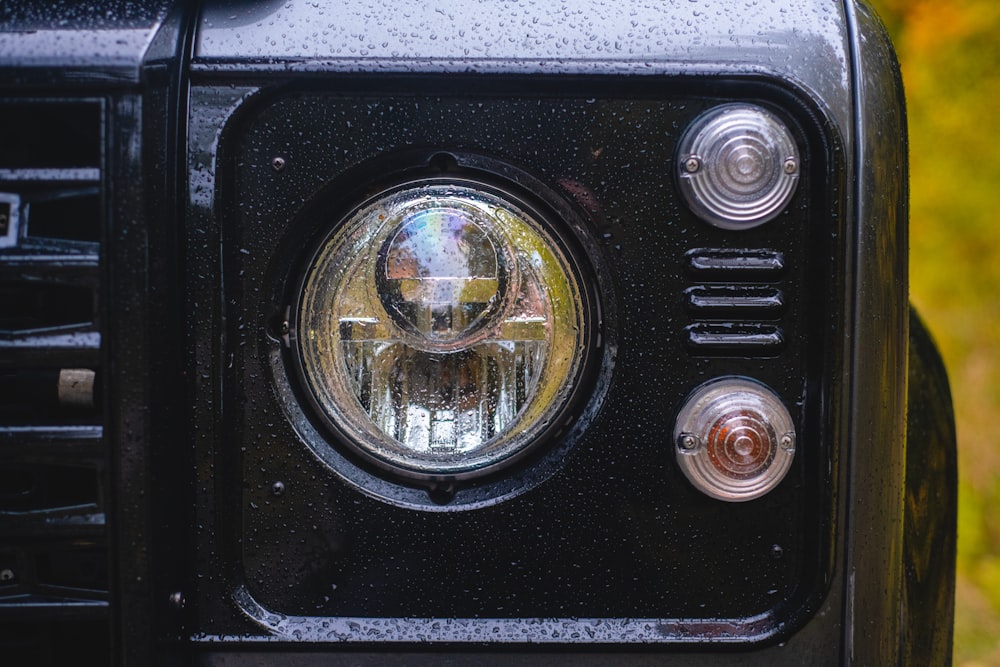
(0, 1, 957, 664)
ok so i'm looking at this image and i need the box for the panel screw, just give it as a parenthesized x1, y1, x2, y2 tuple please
(168, 591, 185, 609)
(783, 157, 798, 174)
(684, 156, 702, 174)
(678, 433, 699, 451)
(271, 156, 287, 172)
(0, 568, 15, 582)
(272, 481, 286, 496)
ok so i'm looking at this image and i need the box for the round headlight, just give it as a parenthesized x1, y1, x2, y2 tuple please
(294, 180, 588, 480)
(677, 104, 800, 229)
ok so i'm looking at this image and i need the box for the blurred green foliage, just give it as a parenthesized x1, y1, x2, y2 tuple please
(868, 0, 1000, 664)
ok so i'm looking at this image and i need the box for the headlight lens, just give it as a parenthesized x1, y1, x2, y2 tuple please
(295, 181, 587, 479)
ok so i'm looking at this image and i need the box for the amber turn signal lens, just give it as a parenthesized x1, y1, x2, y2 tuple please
(674, 377, 795, 501)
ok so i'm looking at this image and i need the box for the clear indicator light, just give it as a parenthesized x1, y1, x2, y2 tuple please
(678, 104, 800, 229)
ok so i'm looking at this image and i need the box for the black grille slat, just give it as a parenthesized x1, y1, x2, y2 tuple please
(0, 334, 101, 368)
(0, 426, 106, 540)
(24, 189, 103, 243)
(0, 168, 101, 184)
(0, 538, 110, 610)
(0, 425, 103, 456)
(0, 599, 110, 620)
(0, 241, 99, 263)
(0, 463, 103, 518)
(0, 282, 96, 333)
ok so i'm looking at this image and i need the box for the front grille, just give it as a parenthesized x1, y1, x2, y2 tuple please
(0, 99, 109, 662)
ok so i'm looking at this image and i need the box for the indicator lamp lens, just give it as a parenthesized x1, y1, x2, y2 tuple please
(295, 183, 586, 479)
(678, 104, 800, 229)
(674, 377, 795, 501)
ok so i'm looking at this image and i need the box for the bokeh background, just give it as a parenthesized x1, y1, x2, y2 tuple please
(867, 1, 1000, 664)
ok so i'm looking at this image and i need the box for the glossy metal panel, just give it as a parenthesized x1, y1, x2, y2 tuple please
(0, 0, 174, 85)
(842, 1, 910, 663)
(195, 0, 853, 143)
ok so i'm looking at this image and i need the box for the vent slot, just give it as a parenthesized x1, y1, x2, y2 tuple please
(0, 103, 101, 170)
(0, 282, 94, 333)
(0, 541, 109, 603)
(682, 248, 789, 358)
(26, 190, 101, 243)
(35, 545, 109, 594)
(0, 369, 100, 424)
(685, 323, 785, 355)
(685, 285, 785, 319)
(0, 463, 101, 514)
(685, 247, 785, 280)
